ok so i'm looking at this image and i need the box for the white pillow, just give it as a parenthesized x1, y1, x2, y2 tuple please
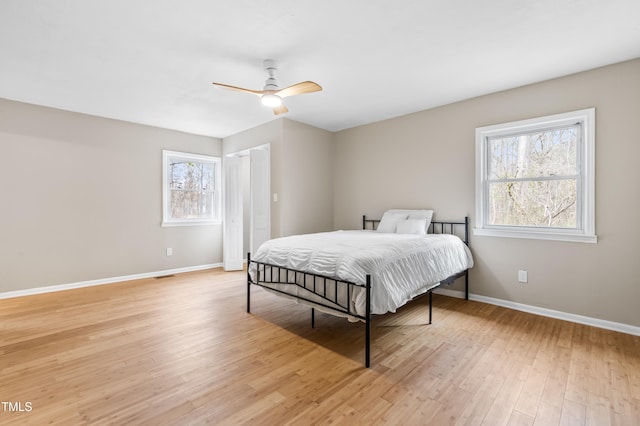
(396, 219, 427, 235)
(376, 212, 409, 233)
(386, 209, 434, 231)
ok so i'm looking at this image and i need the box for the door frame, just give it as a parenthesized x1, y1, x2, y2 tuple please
(223, 144, 271, 270)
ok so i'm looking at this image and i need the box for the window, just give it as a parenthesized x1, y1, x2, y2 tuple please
(475, 109, 596, 243)
(162, 150, 221, 226)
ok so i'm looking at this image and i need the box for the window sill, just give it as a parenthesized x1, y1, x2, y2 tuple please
(474, 228, 597, 244)
(162, 221, 222, 227)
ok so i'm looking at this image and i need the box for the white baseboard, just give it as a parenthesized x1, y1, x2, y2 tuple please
(433, 287, 640, 337)
(0, 263, 223, 300)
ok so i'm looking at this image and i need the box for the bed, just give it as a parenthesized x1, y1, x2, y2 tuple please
(247, 209, 473, 367)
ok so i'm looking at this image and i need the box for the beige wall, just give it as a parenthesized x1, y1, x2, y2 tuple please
(334, 59, 640, 328)
(282, 119, 334, 236)
(0, 98, 222, 293)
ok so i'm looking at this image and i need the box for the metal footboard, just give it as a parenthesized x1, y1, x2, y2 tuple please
(247, 253, 373, 367)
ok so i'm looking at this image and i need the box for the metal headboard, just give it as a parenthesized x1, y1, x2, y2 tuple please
(362, 215, 469, 245)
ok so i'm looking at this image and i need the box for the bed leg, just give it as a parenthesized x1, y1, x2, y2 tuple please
(365, 275, 371, 368)
(429, 290, 433, 325)
(465, 270, 469, 300)
(247, 281, 251, 313)
(311, 308, 315, 328)
(247, 253, 251, 313)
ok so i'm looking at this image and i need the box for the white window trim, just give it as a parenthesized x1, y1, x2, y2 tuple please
(474, 108, 597, 243)
(162, 150, 221, 227)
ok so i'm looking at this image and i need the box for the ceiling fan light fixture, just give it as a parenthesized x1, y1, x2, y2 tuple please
(261, 93, 282, 107)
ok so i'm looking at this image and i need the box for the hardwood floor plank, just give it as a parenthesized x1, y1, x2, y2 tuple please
(457, 373, 504, 425)
(514, 349, 552, 417)
(534, 401, 562, 426)
(507, 410, 535, 426)
(559, 398, 586, 426)
(381, 395, 442, 425)
(585, 393, 612, 426)
(428, 386, 474, 425)
(481, 361, 530, 426)
(541, 345, 572, 409)
(565, 342, 590, 406)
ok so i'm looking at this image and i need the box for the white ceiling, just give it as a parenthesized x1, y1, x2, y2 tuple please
(1, 1, 639, 139)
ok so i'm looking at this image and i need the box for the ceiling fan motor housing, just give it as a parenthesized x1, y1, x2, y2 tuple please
(263, 77, 279, 91)
(263, 59, 279, 91)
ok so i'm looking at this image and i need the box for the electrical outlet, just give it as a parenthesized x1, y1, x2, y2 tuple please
(166, 248, 173, 256)
(518, 270, 528, 283)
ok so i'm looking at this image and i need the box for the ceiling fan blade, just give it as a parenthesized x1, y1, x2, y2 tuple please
(212, 82, 264, 96)
(275, 81, 322, 98)
(273, 104, 289, 115)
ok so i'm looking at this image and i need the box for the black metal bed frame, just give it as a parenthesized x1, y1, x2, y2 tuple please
(247, 216, 470, 368)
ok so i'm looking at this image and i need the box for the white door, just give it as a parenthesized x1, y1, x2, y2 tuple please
(250, 146, 270, 255)
(223, 155, 243, 271)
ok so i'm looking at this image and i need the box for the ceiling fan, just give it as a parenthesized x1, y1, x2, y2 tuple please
(212, 59, 322, 115)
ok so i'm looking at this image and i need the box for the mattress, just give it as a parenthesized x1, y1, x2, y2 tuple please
(249, 230, 474, 316)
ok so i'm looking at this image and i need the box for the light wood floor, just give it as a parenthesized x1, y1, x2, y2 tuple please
(1, 269, 639, 425)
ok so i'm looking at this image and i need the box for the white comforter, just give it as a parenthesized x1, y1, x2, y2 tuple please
(250, 230, 474, 316)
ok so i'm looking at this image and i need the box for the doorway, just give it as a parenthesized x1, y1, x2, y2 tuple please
(223, 144, 270, 271)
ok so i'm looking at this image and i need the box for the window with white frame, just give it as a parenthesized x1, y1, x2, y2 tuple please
(475, 108, 596, 243)
(162, 150, 221, 226)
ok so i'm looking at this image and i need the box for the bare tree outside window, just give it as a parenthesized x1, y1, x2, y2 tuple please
(169, 161, 215, 220)
(488, 126, 579, 228)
